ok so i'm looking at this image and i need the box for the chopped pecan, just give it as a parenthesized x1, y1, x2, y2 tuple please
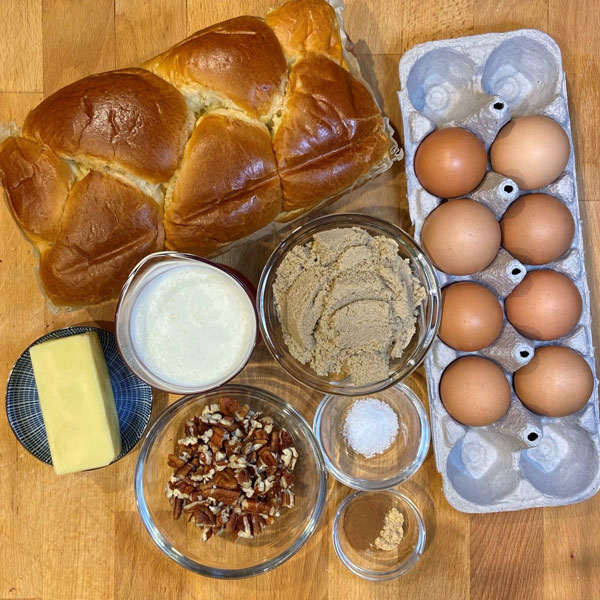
(168, 454, 186, 468)
(265, 481, 282, 499)
(253, 429, 268, 441)
(269, 431, 280, 453)
(189, 484, 212, 501)
(250, 514, 263, 536)
(237, 515, 252, 539)
(280, 429, 293, 449)
(251, 441, 267, 452)
(280, 468, 294, 489)
(219, 396, 241, 416)
(184, 420, 198, 437)
(242, 499, 271, 514)
(206, 488, 241, 505)
(166, 399, 298, 542)
(259, 447, 277, 469)
(197, 445, 212, 465)
(173, 497, 183, 520)
(213, 469, 238, 490)
(219, 416, 236, 431)
(193, 509, 212, 526)
(225, 513, 238, 535)
(199, 507, 216, 526)
(175, 463, 194, 479)
(225, 439, 242, 455)
(234, 404, 249, 421)
(281, 490, 295, 508)
(235, 468, 251, 486)
(210, 426, 227, 451)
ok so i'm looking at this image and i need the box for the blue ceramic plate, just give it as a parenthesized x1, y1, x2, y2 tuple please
(6, 326, 153, 467)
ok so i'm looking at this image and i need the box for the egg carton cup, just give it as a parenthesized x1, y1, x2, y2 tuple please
(397, 29, 600, 512)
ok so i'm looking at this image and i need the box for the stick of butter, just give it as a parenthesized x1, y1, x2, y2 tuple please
(29, 331, 122, 475)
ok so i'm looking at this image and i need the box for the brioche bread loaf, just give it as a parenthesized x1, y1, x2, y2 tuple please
(0, 0, 396, 308)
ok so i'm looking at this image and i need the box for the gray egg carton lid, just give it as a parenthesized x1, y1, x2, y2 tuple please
(397, 29, 600, 513)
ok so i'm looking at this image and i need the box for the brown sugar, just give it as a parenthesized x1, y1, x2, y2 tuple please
(273, 227, 425, 385)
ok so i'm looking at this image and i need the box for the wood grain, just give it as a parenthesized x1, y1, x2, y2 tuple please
(0, 1, 599, 599)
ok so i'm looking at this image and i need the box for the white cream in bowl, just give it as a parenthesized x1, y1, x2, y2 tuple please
(129, 262, 256, 389)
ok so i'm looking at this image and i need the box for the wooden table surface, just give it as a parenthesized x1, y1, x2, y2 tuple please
(1, 1, 599, 599)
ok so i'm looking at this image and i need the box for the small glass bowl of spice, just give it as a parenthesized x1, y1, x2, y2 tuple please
(313, 383, 430, 490)
(333, 489, 426, 580)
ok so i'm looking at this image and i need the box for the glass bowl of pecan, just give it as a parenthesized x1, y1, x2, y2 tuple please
(134, 384, 327, 578)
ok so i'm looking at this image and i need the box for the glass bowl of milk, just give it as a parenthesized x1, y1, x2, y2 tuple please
(115, 252, 258, 394)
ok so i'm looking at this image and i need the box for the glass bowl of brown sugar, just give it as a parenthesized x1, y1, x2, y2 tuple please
(257, 213, 441, 396)
(333, 489, 426, 580)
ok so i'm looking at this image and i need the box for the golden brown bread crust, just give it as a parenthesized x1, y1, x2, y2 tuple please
(266, 0, 343, 64)
(4, 1, 394, 308)
(272, 55, 389, 212)
(165, 110, 282, 256)
(22, 68, 190, 184)
(0, 137, 74, 247)
(39, 171, 164, 307)
(144, 16, 287, 120)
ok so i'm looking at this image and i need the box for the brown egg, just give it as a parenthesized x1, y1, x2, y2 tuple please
(440, 356, 510, 427)
(421, 198, 501, 275)
(490, 116, 570, 190)
(505, 269, 582, 340)
(514, 346, 594, 417)
(439, 282, 503, 351)
(414, 127, 487, 198)
(500, 194, 575, 265)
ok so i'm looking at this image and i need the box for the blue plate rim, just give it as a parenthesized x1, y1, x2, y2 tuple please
(5, 325, 154, 468)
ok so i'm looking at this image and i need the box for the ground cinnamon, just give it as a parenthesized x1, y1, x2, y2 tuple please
(343, 494, 401, 552)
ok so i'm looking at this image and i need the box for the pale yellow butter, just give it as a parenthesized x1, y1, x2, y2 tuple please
(29, 332, 122, 475)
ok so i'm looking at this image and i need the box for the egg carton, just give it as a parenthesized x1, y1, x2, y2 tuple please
(397, 30, 600, 513)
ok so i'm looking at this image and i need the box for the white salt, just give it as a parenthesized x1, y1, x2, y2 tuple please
(343, 398, 399, 459)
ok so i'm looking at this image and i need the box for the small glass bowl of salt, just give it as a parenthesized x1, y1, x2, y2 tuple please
(313, 383, 430, 490)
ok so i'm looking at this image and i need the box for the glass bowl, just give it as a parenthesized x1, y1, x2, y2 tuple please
(313, 383, 430, 490)
(134, 384, 327, 579)
(333, 489, 426, 580)
(115, 251, 258, 395)
(256, 213, 441, 395)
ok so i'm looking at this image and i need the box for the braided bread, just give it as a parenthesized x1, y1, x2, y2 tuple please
(0, 0, 396, 308)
